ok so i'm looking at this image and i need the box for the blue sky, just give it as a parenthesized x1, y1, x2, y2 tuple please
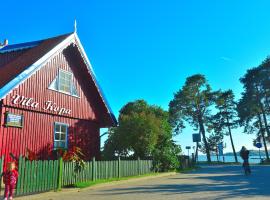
(1, 1, 270, 154)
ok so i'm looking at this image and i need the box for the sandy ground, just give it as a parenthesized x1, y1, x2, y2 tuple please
(14, 165, 270, 200)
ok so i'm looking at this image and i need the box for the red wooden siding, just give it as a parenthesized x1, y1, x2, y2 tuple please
(0, 44, 111, 162)
(0, 106, 100, 162)
(3, 46, 99, 121)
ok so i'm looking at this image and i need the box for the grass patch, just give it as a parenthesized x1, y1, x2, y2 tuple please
(177, 166, 200, 173)
(197, 161, 241, 165)
(74, 173, 161, 188)
(71, 168, 199, 189)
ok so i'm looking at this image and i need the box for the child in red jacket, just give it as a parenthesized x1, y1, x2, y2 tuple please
(2, 162, 19, 200)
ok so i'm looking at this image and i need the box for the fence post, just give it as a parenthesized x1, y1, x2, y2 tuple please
(92, 157, 96, 181)
(118, 157, 121, 179)
(57, 157, 63, 191)
(0, 156, 4, 196)
(137, 157, 140, 175)
(16, 156, 23, 195)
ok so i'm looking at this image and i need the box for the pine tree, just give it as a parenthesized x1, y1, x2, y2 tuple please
(169, 74, 215, 162)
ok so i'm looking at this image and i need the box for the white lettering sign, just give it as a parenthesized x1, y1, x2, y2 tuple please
(12, 94, 39, 108)
(43, 101, 71, 115)
(11, 94, 71, 115)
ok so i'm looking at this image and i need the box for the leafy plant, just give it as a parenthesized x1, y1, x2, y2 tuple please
(60, 146, 86, 173)
(25, 148, 38, 161)
(103, 100, 181, 171)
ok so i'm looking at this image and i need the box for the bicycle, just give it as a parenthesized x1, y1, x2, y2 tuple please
(243, 160, 251, 175)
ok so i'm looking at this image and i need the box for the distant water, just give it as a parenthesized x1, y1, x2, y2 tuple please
(197, 155, 263, 164)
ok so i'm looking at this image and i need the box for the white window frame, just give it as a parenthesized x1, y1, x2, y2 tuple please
(58, 69, 73, 95)
(54, 122, 68, 149)
(47, 68, 80, 98)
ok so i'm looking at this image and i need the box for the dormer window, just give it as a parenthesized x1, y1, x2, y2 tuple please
(48, 69, 79, 97)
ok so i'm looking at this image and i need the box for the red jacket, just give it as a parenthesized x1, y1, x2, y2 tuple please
(2, 170, 19, 185)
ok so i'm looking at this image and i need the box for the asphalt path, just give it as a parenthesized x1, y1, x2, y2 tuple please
(17, 165, 270, 200)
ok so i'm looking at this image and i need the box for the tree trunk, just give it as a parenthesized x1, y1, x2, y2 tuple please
(199, 116, 211, 162)
(226, 118, 238, 163)
(260, 104, 270, 138)
(263, 91, 270, 110)
(258, 114, 270, 160)
(256, 87, 270, 138)
(195, 142, 199, 162)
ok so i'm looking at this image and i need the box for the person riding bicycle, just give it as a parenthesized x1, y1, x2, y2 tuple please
(240, 146, 251, 175)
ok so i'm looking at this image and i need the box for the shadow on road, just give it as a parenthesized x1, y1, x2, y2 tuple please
(95, 165, 270, 200)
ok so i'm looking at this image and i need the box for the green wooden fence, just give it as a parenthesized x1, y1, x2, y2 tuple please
(62, 159, 153, 186)
(0, 156, 4, 191)
(0, 157, 153, 196)
(0, 156, 4, 175)
(16, 156, 59, 196)
(62, 160, 93, 186)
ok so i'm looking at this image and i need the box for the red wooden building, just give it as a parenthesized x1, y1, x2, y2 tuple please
(0, 32, 117, 162)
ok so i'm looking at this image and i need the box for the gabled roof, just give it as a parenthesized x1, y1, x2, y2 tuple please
(0, 32, 117, 126)
(0, 39, 42, 53)
(0, 33, 71, 88)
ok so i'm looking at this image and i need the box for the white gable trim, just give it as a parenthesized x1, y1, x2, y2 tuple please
(73, 33, 115, 121)
(0, 34, 75, 100)
(0, 33, 116, 125)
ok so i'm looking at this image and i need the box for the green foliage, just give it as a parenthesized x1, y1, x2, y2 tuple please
(238, 57, 270, 160)
(200, 132, 223, 154)
(209, 90, 238, 133)
(62, 147, 86, 174)
(169, 74, 213, 132)
(208, 90, 238, 162)
(237, 93, 260, 134)
(152, 136, 181, 172)
(237, 63, 270, 135)
(169, 74, 215, 162)
(103, 100, 181, 171)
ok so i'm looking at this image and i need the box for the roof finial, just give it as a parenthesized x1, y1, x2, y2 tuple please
(74, 19, 77, 33)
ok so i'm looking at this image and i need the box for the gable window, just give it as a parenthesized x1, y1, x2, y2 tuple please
(59, 70, 72, 94)
(48, 69, 79, 97)
(54, 122, 68, 149)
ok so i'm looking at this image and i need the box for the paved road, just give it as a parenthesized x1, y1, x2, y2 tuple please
(18, 165, 270, 200)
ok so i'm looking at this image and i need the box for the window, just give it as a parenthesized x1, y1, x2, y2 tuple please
(54, 122, 68, 149)
(59, 70, 72, 94)
(48, 69, 79, 97)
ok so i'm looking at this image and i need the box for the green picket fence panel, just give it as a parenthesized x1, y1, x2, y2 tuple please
(0, 156, 4, 174)
(62, 159, 153, 187)
(0, 156, 4, 175)
(62, 161, 93, 186)
(16, 157, 59, 196)
(0, 156, 4, 192)
(14, 157, 153, 196)
(119, 160, 153, 177)
(96, 160, 116, 180)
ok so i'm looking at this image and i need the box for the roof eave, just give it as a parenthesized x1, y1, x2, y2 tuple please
(0, 32, 117, 126)
(74, 33, 117, 126)
(0, 34, 75, 100)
